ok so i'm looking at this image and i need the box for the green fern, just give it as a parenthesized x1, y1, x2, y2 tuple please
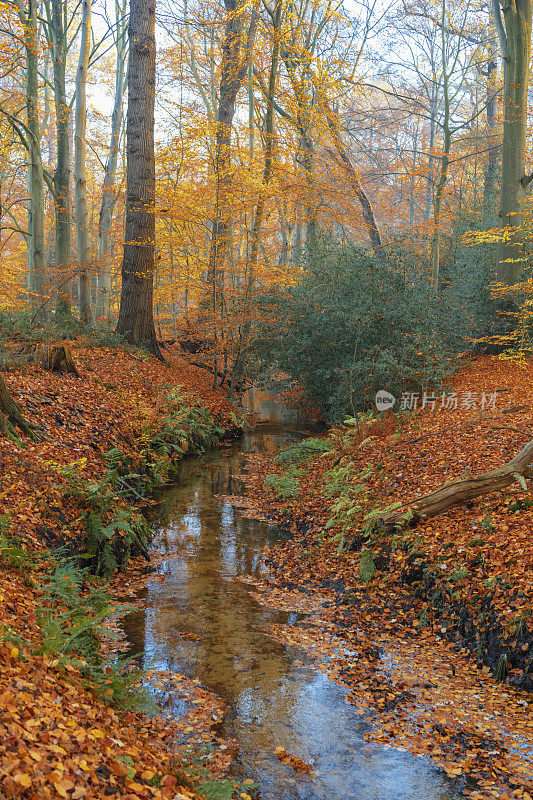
(273, 436, 332, 466)
(359, 550, 376, 583)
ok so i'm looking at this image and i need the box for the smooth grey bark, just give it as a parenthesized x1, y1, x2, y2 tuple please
(429, 0, 452, 290)
(96, 0, 128, 320)
(207, 0, 257, 299)
(115, 0, 161, 355)
(18, 0, 47, 320)
(49, 0, 72, 314)
(424, 90, 438, 222)
(323, 99, 382, 253)
(491, 0, 532, 284)
(230, 0, 281, 395)
(75, 0, 94, 324)
(482, 38, 498, 228)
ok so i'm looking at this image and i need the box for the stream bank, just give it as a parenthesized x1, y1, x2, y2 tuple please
(0, 339, 245, 800)
(240, 357, 533, 799)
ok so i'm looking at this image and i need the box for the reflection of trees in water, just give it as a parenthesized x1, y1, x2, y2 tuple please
(134, 435, 300, 713)
(121, 431, 454, 800)
(243, 390, 301, 425)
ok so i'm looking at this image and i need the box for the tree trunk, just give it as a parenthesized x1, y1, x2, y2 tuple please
(492, 0, 532, 284)
(96, 0, 128, 321)
(482, 38, 499, 228)
(323, 104, 382, 253)
(9, 344, 80, 376)
(22, 0, 48, 322)
(75, 0, 94, 325)
(248, 2, 280, 274)
(207, 0, 257, 308)
(51, 0, 72, 315)
(230, 4, 280, 394)
(115, 0, 161, 355)
(430, 10, 451, 291)
(424, 91, 438, 222)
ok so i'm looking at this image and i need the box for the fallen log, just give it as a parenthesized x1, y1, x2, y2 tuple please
(381, 439, 533, 529)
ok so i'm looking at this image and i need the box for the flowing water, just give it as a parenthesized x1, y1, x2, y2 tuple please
(122, 424, 455, 800)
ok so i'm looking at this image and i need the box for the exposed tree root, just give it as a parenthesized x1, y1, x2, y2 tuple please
(381, 439, 533, 528)
(0, 374, 45, 441)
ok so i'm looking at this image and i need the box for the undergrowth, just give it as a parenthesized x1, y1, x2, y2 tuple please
(264, 436, 331, 502)
(106, 386, 229, 500)
(0, 525, 153, 712)
(53, 458, 152, 578)
(43, 386, 234, 578)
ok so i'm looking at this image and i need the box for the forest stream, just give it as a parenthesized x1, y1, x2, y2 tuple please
(121, 408, 456, 800)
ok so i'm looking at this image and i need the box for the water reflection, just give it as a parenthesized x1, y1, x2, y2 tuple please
(122, 428, 454, 800)
(242, 388, 302, 424)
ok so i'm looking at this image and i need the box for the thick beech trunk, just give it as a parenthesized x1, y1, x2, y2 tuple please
(380, 438, 533, 529)
(492, 0, 532, 284)
(115, 0, 160, 355)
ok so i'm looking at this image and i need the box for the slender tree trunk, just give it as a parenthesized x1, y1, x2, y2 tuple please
(96, 0, 128, 321)
(207, 0, 257, 304)
(115, 0, 161, 355)
(483, 39, 499, 228)
(23, 0, 47, 321)
(424, 92, 438, 222)
(75, 0, 94, 324)
(323, 105, 382, 253)
(409, 141, 418, 228)
(430, 11, 451, 291)
(281, 45, 317, 251)
(231, 4, 280, 394)
(492, 0, 532, 284)
(248, 2, 280, 273)
(247, 62, 255, 167)
(51, 0, 72, 315)
(429, 125, 450, 289)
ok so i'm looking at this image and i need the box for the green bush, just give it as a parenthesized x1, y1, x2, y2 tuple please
(251, 237, 492, 420)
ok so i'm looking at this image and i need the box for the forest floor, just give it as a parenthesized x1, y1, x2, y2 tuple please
(236, 356, 533, 800)
(3, 342, 533, 800)
(0, 338, 248, 800)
